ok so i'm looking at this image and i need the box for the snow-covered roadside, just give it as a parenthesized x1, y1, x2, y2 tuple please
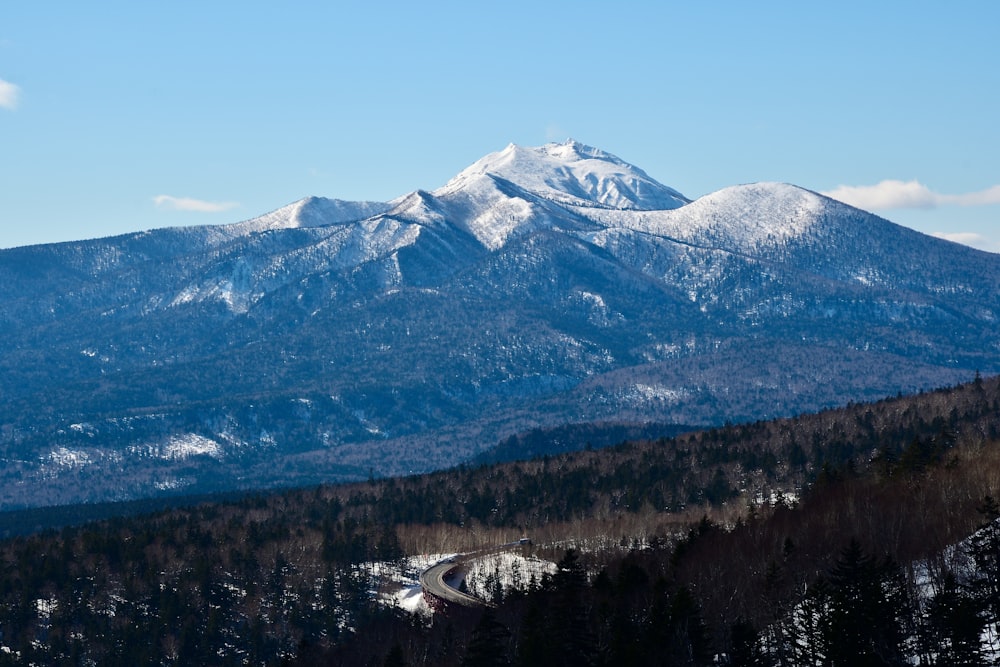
(374, 550, 557, 616)
(462, 552, 556, 603)
(908, 524, 1000, 663)
(379, 553, 456, 616)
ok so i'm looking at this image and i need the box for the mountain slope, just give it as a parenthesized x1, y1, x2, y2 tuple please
(0, 141, 998, 508)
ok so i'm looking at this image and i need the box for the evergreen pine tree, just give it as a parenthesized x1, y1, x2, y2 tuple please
(517, 595, 552, 667)
(923, 570, 985, 666)
(790, 578, 830, 667)
(462, 609, 511, 667)
(823, 539, 908, 667)
(727, 618, 771, 667)
(968, 496, 1000, 623)
(667, 585, 712, 666)
(646, 580, 712, 666)
(549, 549, 596, 667)
(383, 642, 407, 667)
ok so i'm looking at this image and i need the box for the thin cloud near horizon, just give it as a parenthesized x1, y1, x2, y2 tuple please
(0, 78, 19, 110)
(822, 180, 1000, 211)
(932, 231, 989, 246)
(153, 195, 240, 213)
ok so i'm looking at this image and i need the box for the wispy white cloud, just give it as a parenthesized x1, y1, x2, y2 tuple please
(932, 231, 987, 246)
(931, 232, 998, 253)
(545, 123, 570, 142)
(944, 185, 1000, 207)
(822, 180, 1000, 211)
(153, 195, 239, 213)
(0, 78, 20, 110)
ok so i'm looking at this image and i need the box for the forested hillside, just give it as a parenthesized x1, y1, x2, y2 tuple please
(0, 376, 998, 664)
(4, 142, 999, 510)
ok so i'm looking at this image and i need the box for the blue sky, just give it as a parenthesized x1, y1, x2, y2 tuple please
(2, 2, 998, 251)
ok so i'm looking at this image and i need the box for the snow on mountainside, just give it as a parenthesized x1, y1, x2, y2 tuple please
(375, 140, 689, 250)
(386, 173, 596, 251)
(644, 182, 824, 248)
(1, 139, 999, 510)
(573, 182, 825, 252)
(232, 196, 393, 233)
(211, 144, 830, 258)
(226, 140, 675, 253)
(166, 214, 423, 314)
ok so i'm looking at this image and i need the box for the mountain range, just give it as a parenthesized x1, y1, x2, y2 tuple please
(1, 140, 998, 509)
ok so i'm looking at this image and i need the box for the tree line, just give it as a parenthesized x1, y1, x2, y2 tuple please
(0, 375, 997, 664)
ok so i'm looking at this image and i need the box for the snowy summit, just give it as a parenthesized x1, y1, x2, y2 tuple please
(367, 139, 694, 250)
(230, 140, 696, 251)
(436, 139, 690, 212)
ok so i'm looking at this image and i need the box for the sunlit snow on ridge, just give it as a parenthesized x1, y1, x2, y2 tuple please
(163, 434, 222, 460)
(626, 383, 689, 405)
(438, 140, 689, 212)
(129, 434, 224, 461)
(580, 182, 826, 254)
(418, 140, 688, 250)
(232, 141, 828, 260)
(47, 447, 92, 469)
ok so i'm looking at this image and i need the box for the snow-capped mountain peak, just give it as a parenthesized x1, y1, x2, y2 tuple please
(435, 140, 690, 212)
(232, 142, 691, 252)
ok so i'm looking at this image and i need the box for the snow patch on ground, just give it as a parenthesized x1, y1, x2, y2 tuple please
(35, 597, 58, 619)
(751, 489, 800, 507)
(169, 278, 253, 314)
(623, 383, 689, 405)
(154, 477, 194, 491)
(381, 553, 456, 616)
(46, 447, 92, 469)
(642, 343, 683, 362)
(580, 291, 606, 309)
(462, 552, 557, 602)
(576, 290, 623, 327)
(130, 434, 225, 461)
(163, 434, 222, 460)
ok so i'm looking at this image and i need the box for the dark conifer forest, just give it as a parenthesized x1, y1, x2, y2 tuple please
(0, 375, 999, 665)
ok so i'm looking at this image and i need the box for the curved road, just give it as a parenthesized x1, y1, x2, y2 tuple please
(419, 540, 531, 610)
(419, 559, 491, 609)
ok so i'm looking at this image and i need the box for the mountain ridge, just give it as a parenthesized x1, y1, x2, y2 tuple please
(0, 140, 998, 509)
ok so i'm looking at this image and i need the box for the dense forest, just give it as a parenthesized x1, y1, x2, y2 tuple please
(0, 375, 998, 664)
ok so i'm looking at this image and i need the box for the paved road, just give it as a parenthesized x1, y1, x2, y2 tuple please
(419, 540, 531, 610)
(419, 559, 489, 609)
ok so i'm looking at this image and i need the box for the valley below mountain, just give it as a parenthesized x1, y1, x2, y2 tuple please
(1, 140, 998, 509)
(3, 369, 1000, 665)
